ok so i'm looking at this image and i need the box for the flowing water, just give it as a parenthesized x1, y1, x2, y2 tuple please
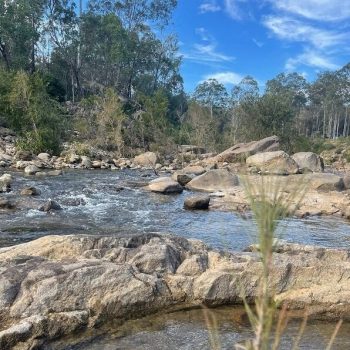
(1, 169, 350, 250)
(1, 169, 350, 349)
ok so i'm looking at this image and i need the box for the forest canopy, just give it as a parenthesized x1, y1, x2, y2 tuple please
(0, 0, 349, 155)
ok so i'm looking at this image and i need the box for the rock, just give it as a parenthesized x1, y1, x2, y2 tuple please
(309, 173, 345, 192)
(0, 234, 350, 348)
(172, 172, 194, 186)
(148, 177, 183, 194)
(15, 150, 32, 161)
(92, 160, 102, 169)
(0, 174, 12, 193)
(0, 199, 15, 209)
(38, 200, 62, 212)
(47, 170, 63, 176)
(343, 175, 350, 190)
(20, 187, 41, 196)
(68, 153, 80, 164)
(184, 195, 210, 210)
(186, 169, 239, 192)
(182, 165, 206, 176)
(134, 152, 158, 167)
(246, 151, 299, 175)
(81, 156, 92, 168)
(15, 160, 30, 169)
(37, 153, 50, 162)
(292, 152, 324, 173)
(178, 145, 206, 154)
(215, 135, 280, 163)
(24, 165, 40, 175)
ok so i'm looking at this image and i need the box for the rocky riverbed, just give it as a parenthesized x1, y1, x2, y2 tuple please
(1, 233, 350, 349)
(2, 131, 350, 348)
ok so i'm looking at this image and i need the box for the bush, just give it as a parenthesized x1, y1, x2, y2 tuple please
(1, 71, 68, 154)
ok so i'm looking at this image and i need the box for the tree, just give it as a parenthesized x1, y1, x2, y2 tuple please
(193, 79, 228, 119)
(0, 0, 46, 71)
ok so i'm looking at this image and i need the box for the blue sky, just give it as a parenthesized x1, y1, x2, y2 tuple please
(170, 0, 350, 92)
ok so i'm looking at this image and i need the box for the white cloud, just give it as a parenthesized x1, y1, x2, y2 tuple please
(272, 0, 350, 22)
(224, 0, 247, 20)
(285, 50, 339, 71)
(183, 43, 234, 63)
(182, 28, 234, 64)
(203, 71, 244, 85)
(263, 16, 349, 49)
(252, 38, 264, 48)
(199, 1, 221, 14)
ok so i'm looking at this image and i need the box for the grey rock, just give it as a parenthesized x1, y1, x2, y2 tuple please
(184, 195, 210, 210)
(292, 152, 324, 173)
(24, 165, 40, 175)
(38, 200, 62, 212)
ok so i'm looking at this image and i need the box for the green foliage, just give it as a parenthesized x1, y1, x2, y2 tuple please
(74, 89, 127, 154)
(1, 71, 67, 154)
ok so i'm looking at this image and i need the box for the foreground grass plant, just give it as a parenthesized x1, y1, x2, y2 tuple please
(205, 174, 342, 350)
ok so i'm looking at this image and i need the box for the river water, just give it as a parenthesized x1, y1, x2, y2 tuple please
(1, 169, 350, 250)
(1, 169, 350, 349)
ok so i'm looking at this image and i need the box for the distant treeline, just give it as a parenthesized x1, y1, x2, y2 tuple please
(0, 0, 349, 155)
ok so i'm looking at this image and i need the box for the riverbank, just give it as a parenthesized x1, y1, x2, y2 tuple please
(0, 233, 349, 349)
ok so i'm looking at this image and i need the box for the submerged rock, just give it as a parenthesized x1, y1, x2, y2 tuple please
(38, 200, 62, 212)
(20, 187, 41, 196)
(0, 199, 15, 209)
(148, 177, 183, 194)
(0, 234, 349, 348)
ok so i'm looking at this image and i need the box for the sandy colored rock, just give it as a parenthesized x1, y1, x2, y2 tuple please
(0, 234, 349, 348)
(186, 169, 239, 192)
(20, 186, 41, 196)
(292, 152, 324, 173)
(148, 177, 183, 194)
(134, 152, 158, 167)
(309, 173, 344, 192)
(182, 165, 206, 175)
(215, 135, 280, 163)
(24, 165, 40, 175)
(246, 151, 299, 175)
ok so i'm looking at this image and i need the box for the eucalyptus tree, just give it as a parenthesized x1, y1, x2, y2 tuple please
(0, 0, 46, 72)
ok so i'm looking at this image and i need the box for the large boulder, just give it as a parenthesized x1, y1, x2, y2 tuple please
(186, 169, 239, 192)
(182, 165, 206, 176)
(246, 151, 299, 175)
(292, 152, 324, 173)
(0, 234, 350, 348)
(308, 173, 345, 192)
(184, 195, 210, 210)
(215, 135, 280, 163)
(134, 152, 157, 167)
(148, 177, 183, 194)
